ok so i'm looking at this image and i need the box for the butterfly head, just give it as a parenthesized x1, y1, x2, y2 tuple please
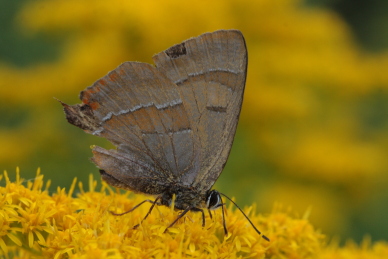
(206, 190, 223, 210)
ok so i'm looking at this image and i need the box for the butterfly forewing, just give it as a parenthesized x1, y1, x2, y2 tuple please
(153, 30, 247, 192)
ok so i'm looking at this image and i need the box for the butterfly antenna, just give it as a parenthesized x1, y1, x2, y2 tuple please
(219, 192, 270, 241)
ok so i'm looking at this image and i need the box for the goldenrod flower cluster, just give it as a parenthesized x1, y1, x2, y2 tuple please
(1, 0, 388, 241)
(1, 169, 387, 258)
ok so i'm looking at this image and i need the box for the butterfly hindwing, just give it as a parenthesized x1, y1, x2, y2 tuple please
(62, 62, 197, 193)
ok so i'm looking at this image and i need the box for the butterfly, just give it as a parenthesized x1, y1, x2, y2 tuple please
(59, 29, 268, 241)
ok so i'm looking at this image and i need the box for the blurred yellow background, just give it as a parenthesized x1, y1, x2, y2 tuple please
(1, 0, 387, 243)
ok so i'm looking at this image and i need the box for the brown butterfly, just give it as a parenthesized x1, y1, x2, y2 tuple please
(59, 30, 269, 241)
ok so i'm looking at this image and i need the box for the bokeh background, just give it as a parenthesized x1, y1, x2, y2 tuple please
(1, 0, 387, 244)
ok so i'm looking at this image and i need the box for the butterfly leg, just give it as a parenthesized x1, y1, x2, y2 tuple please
(164, 206, 192, 233)
(110, 199, 155, 216)
(110, 196, 162, 229)
(199, 208, 206, 227)
(132, 196, 162, 229)
(207, 204, 228, 234)
(192, 208, 206, 227)
(163, 207, 206, 234)
(220, 202, 228, 235)
(188, 207, 206, 227)
(207, 209, 213, 219)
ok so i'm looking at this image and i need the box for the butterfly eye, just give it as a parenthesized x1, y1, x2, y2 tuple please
(206, 190, 222, 210)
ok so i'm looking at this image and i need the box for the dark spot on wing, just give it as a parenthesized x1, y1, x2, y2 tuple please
(206, 106, 227, 113)
(165, 43, 187, 59)
(80, 104, 91, 112)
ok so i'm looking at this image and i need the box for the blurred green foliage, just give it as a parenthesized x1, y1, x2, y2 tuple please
(0, 0, 387, 244)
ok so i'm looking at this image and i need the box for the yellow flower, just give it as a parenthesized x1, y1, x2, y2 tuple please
(322, 237, 388, 259)
(2, 169, 388, 258)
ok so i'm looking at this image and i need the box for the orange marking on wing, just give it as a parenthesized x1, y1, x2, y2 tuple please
(89, 102, 100, 110)
(81, 86, 101, 104)
(109, 72, 120, 81)
(82, 97, 90, 104)
(118, 67, 126, 76)
(98, 79, 107, 86)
